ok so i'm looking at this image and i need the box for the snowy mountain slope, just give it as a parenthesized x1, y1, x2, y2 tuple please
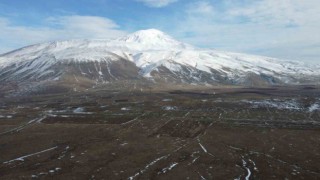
(0, 29, 319, 91)
(0, 29, 191, 63)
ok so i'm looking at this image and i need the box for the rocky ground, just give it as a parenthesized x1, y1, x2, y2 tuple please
(0, 85, 320, 180)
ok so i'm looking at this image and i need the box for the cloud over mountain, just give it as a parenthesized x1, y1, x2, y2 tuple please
(0, 16, 126, 53)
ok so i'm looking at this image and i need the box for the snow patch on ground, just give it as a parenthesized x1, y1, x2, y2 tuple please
(242, 99, 320, 112)
(162, 106, 178, 111)
(0, 115, 13, 119)
(242, 99, 301, 110)
(121, 107, 131, 111)
(73, 107, 85, 113)
(73, 107, 94, 114)
(32, 167, 61, 178)
(308, 103, 320, 112)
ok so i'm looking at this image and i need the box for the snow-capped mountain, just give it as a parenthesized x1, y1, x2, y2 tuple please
(0, 29, 319, 94)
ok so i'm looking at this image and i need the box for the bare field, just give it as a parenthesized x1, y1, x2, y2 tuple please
(0, 86, 320, 179)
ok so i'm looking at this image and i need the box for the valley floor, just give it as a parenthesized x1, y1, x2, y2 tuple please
(0, 86, 320, 179)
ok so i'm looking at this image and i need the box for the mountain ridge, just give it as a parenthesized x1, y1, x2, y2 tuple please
(0, 29, 319, 95)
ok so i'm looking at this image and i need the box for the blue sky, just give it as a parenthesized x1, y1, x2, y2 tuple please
(0, 0, 319, 64)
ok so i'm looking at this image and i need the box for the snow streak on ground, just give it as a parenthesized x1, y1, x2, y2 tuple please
(128, 154, 170, 180)
(3, 146, 58, 164)
(158, 162, 178, 174)
(0, 116, 46, 136)
(198, 142, 208, 153)
(242, 159, 252, 180)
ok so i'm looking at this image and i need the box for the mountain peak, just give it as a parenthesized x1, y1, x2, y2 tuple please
(134, 29, 167, 35)
(120, 29, 169, 42)
(116, 29, 193, 50)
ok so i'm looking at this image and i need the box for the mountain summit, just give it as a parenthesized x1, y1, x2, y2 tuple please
(116, 29, 193, 50)
(0, 29, 319, 94)
(118, 29, 175, 43)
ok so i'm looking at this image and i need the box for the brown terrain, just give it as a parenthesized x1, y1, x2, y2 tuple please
(0, 85, 319, 180)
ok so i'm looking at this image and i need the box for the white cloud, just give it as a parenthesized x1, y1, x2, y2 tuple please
(227, 0, 320, 26)
(0, 15, 126, 53)
(186, 1, 215, 16)
(46, 16, 125, 39)
(173, 0, 320, 63)
(136, 0, 178, 8)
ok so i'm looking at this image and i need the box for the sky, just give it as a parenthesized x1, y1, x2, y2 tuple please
(0, 0, 319, 64)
